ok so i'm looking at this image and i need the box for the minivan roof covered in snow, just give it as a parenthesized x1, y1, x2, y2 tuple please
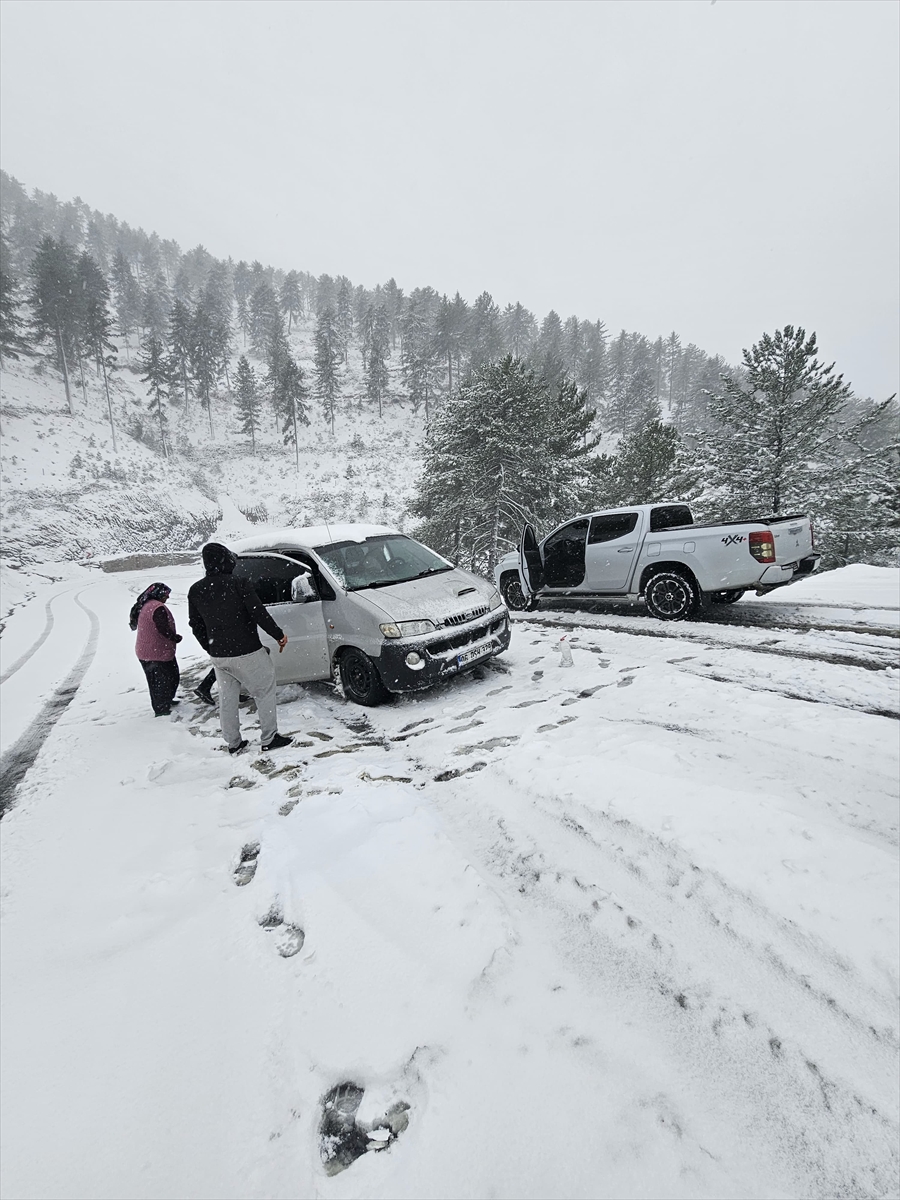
(230, 524, 396, 554)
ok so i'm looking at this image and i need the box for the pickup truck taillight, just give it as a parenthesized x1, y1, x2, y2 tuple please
(749, 530, 776, 563)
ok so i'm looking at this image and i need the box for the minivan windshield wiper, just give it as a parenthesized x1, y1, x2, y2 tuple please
(348, 566, 454, 591)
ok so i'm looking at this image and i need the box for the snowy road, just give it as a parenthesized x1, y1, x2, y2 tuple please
(1, 566, 898, 1199)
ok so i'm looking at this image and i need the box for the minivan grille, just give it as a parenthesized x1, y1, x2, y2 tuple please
(428, 616, 506, 656)
(443, 604, 489, 627)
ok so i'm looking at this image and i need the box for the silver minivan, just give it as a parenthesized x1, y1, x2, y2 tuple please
(229, 524, 511, 705)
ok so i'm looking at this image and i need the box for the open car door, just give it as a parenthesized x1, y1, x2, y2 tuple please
(519, 524, 545, 600)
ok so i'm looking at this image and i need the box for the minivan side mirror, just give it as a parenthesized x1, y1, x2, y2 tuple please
(291, 572, 317, 603)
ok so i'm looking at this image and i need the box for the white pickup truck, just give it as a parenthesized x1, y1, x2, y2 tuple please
(494, 502, 820, 620)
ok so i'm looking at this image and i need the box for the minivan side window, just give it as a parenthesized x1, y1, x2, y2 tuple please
(234, 556, 313, 605)
(588, 512, 639, 543)
(649, 505, 692, 532)
(279, 549, 336, 601)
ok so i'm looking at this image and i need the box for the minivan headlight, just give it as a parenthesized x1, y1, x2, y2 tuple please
(489, 591, 504, 610)
(380, 620, 437, 639)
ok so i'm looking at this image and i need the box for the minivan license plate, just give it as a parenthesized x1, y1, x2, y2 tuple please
(457, 640, 492, 668)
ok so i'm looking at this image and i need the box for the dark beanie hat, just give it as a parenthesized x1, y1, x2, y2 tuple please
(202, 542, 236, 575)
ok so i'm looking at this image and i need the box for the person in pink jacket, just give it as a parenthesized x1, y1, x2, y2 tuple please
(129, 582, 182, 716)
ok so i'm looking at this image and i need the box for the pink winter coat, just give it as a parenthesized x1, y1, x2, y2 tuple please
(135, 600, 178, 662)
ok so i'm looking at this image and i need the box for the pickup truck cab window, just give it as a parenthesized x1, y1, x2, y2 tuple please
(543, 519, 589, 587)
(589, 512, 639, 543)
(649, 505, 693, 532)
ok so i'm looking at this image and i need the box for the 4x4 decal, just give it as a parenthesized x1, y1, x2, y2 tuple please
(721, 533, 746, 546)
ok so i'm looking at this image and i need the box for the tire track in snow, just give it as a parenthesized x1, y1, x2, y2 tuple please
(0, 596, 58, 685)
(0, 591, 100, 816)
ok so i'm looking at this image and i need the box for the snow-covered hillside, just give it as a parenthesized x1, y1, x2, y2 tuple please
(0, 318, 425, 568)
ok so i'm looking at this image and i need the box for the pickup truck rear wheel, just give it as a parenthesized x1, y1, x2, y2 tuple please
(500, 571, 537, 612)
(710, 589, 745, 605)
(338, 648, 390, 706)
(644, 570, 699, 621)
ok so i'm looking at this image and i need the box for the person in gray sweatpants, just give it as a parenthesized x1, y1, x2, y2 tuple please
(188, 542, 293, 755)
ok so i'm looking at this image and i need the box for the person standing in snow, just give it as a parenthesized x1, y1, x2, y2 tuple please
(187, 542, 292, 755)
(130, 582, 182, 717)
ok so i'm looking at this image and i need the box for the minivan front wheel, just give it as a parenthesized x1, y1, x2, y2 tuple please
(338, 648, 390, 706)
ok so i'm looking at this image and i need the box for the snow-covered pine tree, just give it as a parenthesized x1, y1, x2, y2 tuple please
(336, 277, 354, 361)
(501, 302, 536, 359)
(277, 354, 310, 473)
(280, 270, 302, 333)
(110, 249, 141, 360)
(189, 303, 218, 438)
(401, 288, 441, 419)
(249, 282, 278, 359)
(76, 251, 118, 450)
(28, 235, 79, 412)
(139, 334, 171, 456)
(314, 307, 342, 435)
(234, 354, 260, 454)
(365, 305, 391, 417)
(467, 292, 503, 376)
(168, 299, 193, 414)
(410, 356, 597, 574)
(142, 273, 171, 341)
(0, 230, 31, 364)
(705, 326, 854, 516)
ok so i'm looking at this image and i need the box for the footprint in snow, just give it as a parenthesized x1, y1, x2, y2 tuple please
(532, 670, 544, 681)
(487, 686, 513, 696)
(448, 719, 484, 734)
(617, 676, 634, 688)
(233, 842, 260, 886)
(257, 904, 305, 956)
(319, 1082, 410, 1176)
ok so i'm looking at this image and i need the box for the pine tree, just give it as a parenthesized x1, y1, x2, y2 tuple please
(336, 276, 354, 360)
(501, 302, 536, 359)
(142, 272, 171, 341)
(139, 334, 171, 456)
(401, 288, 440, 418)
(234, 354, 261, 454)
(314, 307, 342, 434)
(277, 353, 310, 472)
(280, 269, 302, 332)
(28, 235, 79, 412)
(76, 251, 118, 450)
(0, 230, 31, 364)
(168, 299, 193, 414)
(410, 356, 597, 574)
(111, 249, 142, 359)
(595, 420, 697, 507)
(365, 305, 391, 417)
(468, 291, 502, 374)
(249, 282, 279, 358)
(705, 326, 855, 515)
(190, 302, 218, 438)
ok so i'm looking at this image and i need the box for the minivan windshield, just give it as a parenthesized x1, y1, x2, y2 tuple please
(314, 534, 453, 591)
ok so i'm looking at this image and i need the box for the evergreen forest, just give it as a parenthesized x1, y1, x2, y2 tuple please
(1, 170, 896, 573)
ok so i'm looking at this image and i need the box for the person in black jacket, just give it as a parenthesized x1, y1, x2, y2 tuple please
(188, 542, 292, 755)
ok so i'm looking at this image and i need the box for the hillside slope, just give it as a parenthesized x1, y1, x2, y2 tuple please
(0, 317, 426, 567)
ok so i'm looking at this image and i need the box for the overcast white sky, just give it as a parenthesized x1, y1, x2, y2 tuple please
(1, 0, 897, 398)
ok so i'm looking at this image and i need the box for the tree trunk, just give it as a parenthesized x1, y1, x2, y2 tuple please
(157, 394, 168, 458)
(292, 404, 299, 473)
(76, 345, 88, 407)
(56, 316, 73, 415)
(100, 352, 117, 453)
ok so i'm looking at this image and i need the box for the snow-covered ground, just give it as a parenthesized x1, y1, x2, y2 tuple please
(1, 563, 898, 1199)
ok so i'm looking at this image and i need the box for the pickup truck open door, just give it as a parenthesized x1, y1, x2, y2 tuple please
(519, 524, 544, 600)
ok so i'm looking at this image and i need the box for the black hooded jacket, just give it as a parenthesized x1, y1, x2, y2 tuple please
(188, 543, 284, 658)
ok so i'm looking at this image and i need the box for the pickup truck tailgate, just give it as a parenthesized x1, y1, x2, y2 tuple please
(769, 515, 814, 565)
